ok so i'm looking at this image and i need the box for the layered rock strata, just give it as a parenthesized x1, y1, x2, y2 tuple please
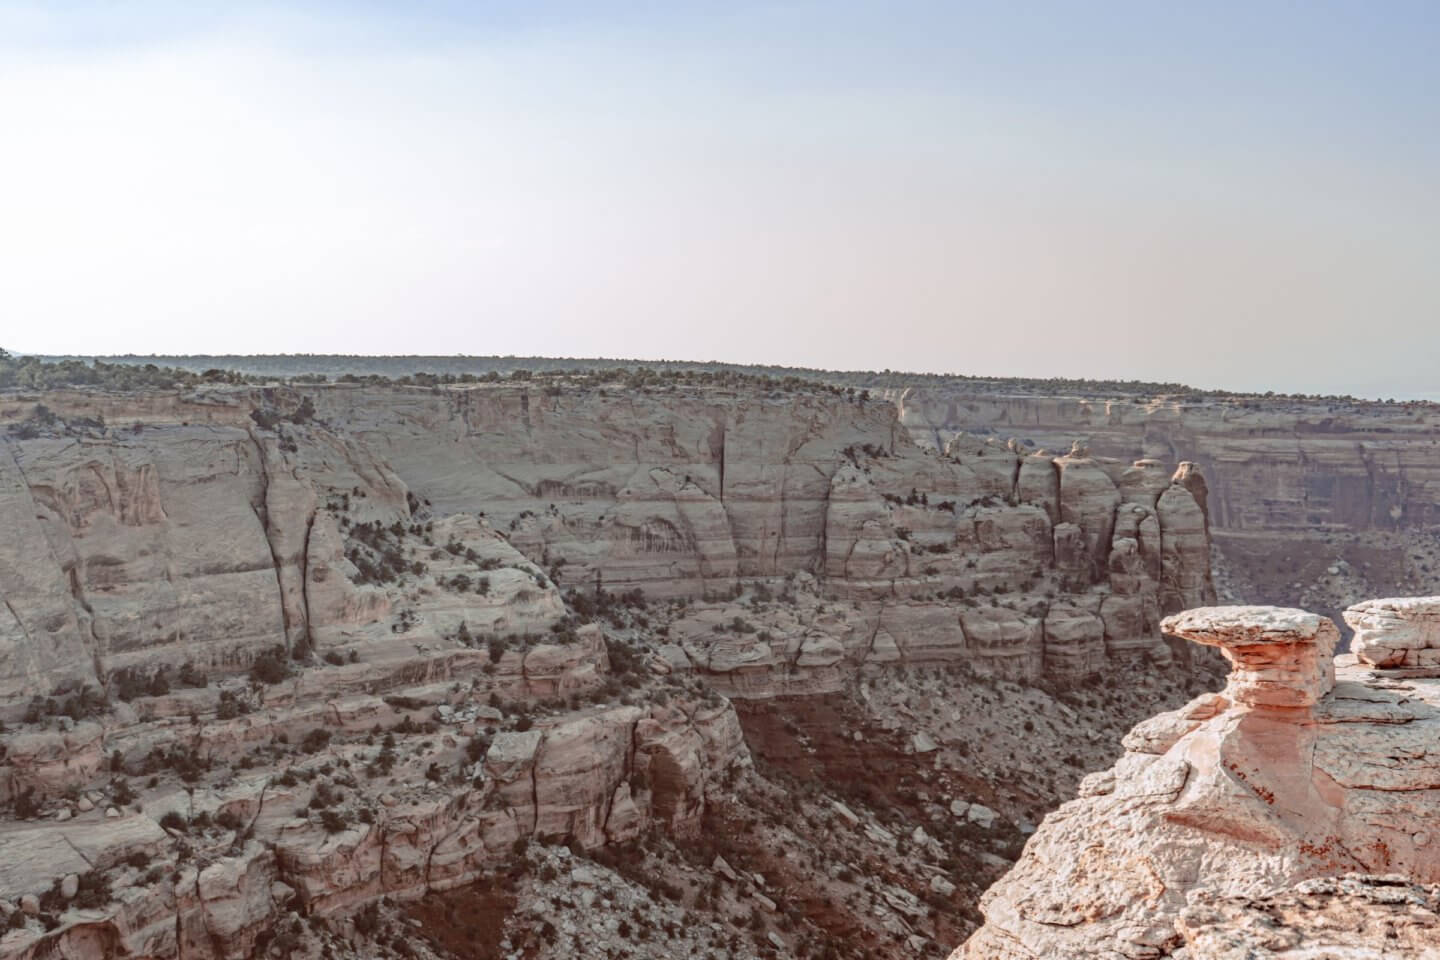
(895, 388, 1440, 535)
(1345, 595, 1440, 671)
(0, 687, 745, 960)
(0, 384, 1215, 701)
(958, 599, 1440, 958)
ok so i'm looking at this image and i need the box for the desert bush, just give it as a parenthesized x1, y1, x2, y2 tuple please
(249, 647, 290, 685)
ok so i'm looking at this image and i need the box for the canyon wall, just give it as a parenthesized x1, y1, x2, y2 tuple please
(0, 383, 1214, 703)
(895, 388, 1440, 533)
(894, 386, 1440, 626)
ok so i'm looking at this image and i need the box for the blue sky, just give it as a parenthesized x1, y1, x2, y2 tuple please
(1, 2, 1437, 395)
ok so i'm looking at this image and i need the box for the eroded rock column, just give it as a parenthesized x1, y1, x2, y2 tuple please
(1161, 604, 1337, 707)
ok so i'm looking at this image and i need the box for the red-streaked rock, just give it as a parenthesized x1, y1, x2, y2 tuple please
(1162, 605, 1337, 707)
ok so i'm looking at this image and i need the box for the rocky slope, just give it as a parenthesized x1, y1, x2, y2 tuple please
(959, 597, 1440, 959)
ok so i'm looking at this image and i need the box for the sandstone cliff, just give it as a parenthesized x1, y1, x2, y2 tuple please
(0, 383, 1215, 707)
(894, 386, 1440, 625)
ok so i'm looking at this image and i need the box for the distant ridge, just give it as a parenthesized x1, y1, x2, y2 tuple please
(22, 352, 1208, 398)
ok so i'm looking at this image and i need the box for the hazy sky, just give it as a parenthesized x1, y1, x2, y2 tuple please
(2, 2, 1438, 396)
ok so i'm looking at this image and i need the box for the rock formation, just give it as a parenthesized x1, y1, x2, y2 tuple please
(894, 389, 1440, 535)
(959, 600, 1440, 958)
(1346, 595, 1440, 670)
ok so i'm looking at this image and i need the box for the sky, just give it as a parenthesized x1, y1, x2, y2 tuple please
(1, 2, 1438, 397)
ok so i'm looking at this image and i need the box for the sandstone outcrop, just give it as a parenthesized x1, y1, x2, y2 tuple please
(895, 389, 1440, 534)
(0, 690, 746, 960)
(959, 600, 1440, 958)
(1345, 595, 1440, 671)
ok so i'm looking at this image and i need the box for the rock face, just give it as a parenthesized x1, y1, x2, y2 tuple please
(0, 384, 1216, 701)
(1177, 875, 1440, 959)
(1345, 595, 1440, 670)
(959, 600, 1440, 959)
(895, 387, 1440, 626)
(1163, 605, 1337, 706)
(0, 690, 747, 960)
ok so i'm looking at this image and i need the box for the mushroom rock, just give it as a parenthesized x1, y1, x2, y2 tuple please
(1162, 605, 1337, 707)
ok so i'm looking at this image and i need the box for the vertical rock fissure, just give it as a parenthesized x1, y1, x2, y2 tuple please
(66, 566, 104, 661)
(528, 736, 544, 837)
(717, 424, 726, 503)
(247, 430, 295, 655)
(297, 477, 316, 649)
(862, 603, 886, 663)
(813, 463, 832, 578)
(2, 597, 34, 651)
(772, 470, 787, 575)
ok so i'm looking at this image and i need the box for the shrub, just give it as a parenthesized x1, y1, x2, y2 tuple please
(216, 689, 249, 720)
(355, 902, 381, 936)
(301, 728, 332, 753)
(249, 647, 290, 685)
(159, 811, 188, 832)
(176, 661, 208, 688)
(320, 809, 348, 834)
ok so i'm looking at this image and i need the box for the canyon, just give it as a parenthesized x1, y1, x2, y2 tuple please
(3, 357, 1440, 959)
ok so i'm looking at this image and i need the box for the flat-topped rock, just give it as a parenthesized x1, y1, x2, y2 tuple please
(1345, 595, 1440, 669)
(1161, 604, 1335, 647)
(1161, 605, 1338, 707)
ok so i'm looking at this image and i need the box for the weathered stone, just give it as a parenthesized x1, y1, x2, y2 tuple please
(1345, 596, 1440, 669)
(959, 600, 1440, 959)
